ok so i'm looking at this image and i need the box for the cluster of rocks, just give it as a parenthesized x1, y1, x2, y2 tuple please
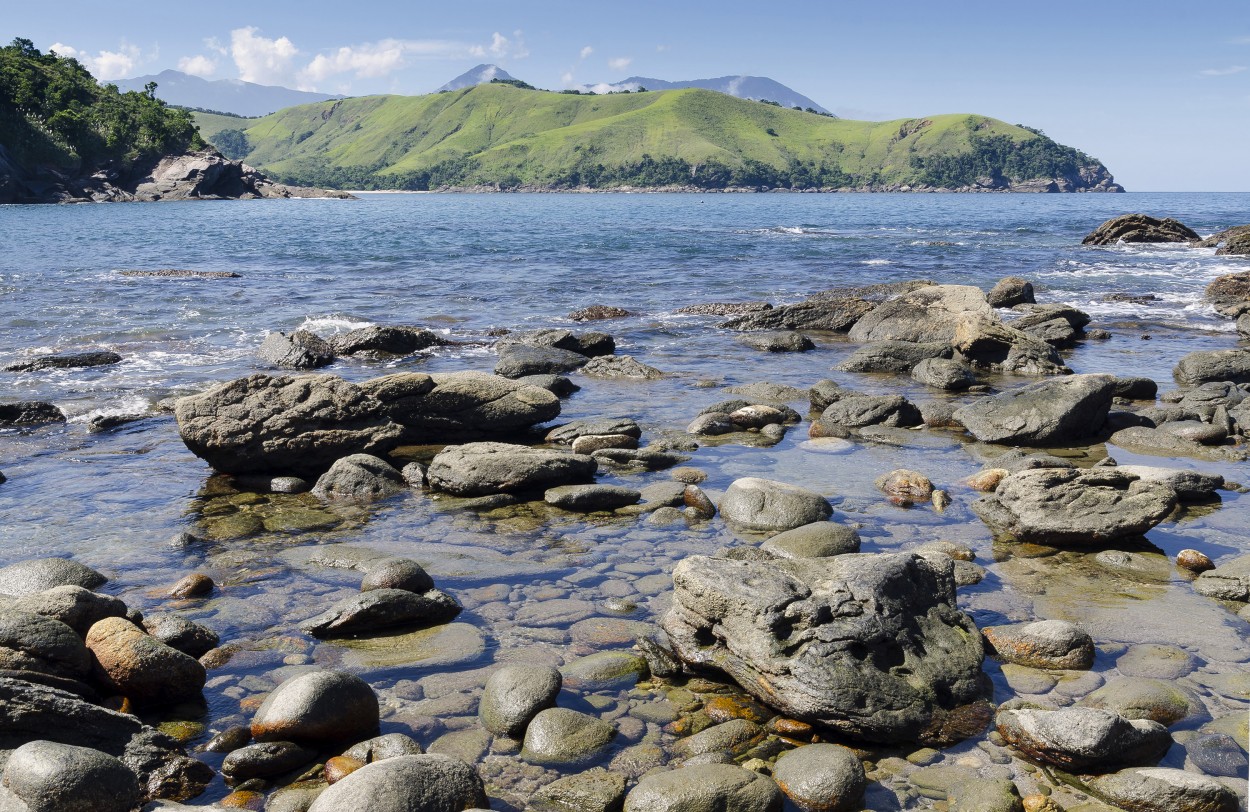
(301, 557, 461, 639)
(259, 325, 448, 370)
(686, 399, 801, 444)
(1084, 213, 1250, 257)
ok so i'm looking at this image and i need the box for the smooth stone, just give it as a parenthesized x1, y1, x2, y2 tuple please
(326, 623, 486, 673)
(2, 586, 125, 638)
(311, 454, 406, 502)
(719, 477, 832, 533)
(1186, 733, 1249, 778)
(995, 706, 1171, 770)
(760, 522, 861, 558)
(571, 433, 638, 455)
(251, 671, 379, 746)
(85, 617, 206, 705)
(560, 651, 648, 691)
(545, 418, 642, 444)
(0, 610, 91, 680)
(221, 741, 316, 779)
(479, 664, 561, 737)
(520, 708, 616, 766)
(169, 574, 215, 599)
(623, 764, 783, 812)
(141, 613, 220, 659)
(999, 663, 1057, 695)
(305, 754, 488, 812)
(1077, 677, 1198, 726)
(1088, 767, 1238, 812)
(301, 588, 461, 638)
(1, 740, 140, 812)
(359, 558, 434, 594)
(1117, 644, 1195, 679)
(514, 599, 596, 627)
(545, 484, 641, 511)
(673, 719, 763, 759)
(529, 767, 627, 812)
(982, 620, 1094, 670)
(0, 560, 106, 597)
(342, 733, 425, 763)
(427, 442, 596, 497)
(738, 331, 814, 353)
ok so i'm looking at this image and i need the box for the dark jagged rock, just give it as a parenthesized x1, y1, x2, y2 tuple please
(362, 371, 561, 442)
(1198, 224, 1250, 255)
(302, 588, 461, 638)
(581, 355, 663, 379)
(4, 351, 122, 373)
(836, 340, 952, 373)
(676, 301, 772, 316)
(117, 269, 241, 279)
(0, 401, 66, 426)
(738, 331, 814, 352)
(663, 552, 986, 744)
(1082, 214, 1201, 245)
(504, 328, 615, 357)
(1205, 271, 1250, 318)
(953, 374, 1116, 445)
(720, 297, 874, 332)
(330, 326, 446, 356)
(569, 304, 632, 321)
(257, 330, 336, 369)
(496, 344, 589, 378)
(545, 418, 642, 444)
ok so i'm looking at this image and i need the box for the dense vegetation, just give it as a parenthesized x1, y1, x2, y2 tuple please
(0, 38, 202, 172)
(194, 83, 1115, 192)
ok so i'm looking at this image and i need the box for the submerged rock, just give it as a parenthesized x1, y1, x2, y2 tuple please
(982, 620, 1094, 670)
(760, 522, 861, 558)
(302, 588, 461, 638)
(4, 350, 122, 373)
(311, 454, 406, 502)
(0, 401, 67, 425)
(521, 708, 616, 766)
(663, 552, 986, 744)
(1088, 768, 1237, 812)
(427, 442, 597, 496)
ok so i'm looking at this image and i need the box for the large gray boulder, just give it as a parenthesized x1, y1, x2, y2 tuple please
(520, 708, 616, 766)
(361, 372, 561, 441)
(720, 298, 874, 333)
(663, 552, 986, 744)
(0, 559, 106, 597)
(479, 664, 561, 737)
(972, 468, 1176, 545)
(0, 678, 213, 802)
(848, 284, 994, 344)
(987, 276, 1035, 308)
(427, 442, 596, 497)
(622, 762, 783, 812)
(330, 326, 445, 356)
(0, 610, 92, 680)
(953, 374, 1116, 445)
(835, 340, 952, 373)
(1174, 349, 1250, 385)
(2, 585, 126, 636)
(251, 671, 379, 746)
(1088, 768, 1238, 812)
(771, 743, 865, 812)
(495, 343, 589, 378)
(175, 374, 403, 476)
(719, 478, 832, 533)
(1082, 214, 1200, 245)
(995, 706, 1171, 770)
(258, 330, 335, 369)
(810, 395, 923, 435)
(1, 740, 141, 812)
(951, 315, 1069, 375)
(306, 754, 487, 812)
(311, 454, 407, 502)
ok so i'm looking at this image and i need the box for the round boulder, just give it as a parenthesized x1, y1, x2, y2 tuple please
(306, 754, 488, 812)
(520, 708, 616, 766)
(252, 671, 379, 745)
(1088, 768, 1237, 812)
(1, 741, 140, 812)
(84, 617, 206, 704)
(311, 454, 406, 502)
(719, 478, 832, 533)
(760, 522, 861, 559)
(623, 764, 782, 812)
(771, 743, 865, 812)
(479, 664, 562, 737)
(982, 620, 1094, 670)
(361, 558, 435, 594)
(0, 559, 106, 597)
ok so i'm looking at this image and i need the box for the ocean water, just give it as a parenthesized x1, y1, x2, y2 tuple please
(1, 192, 1248, 807)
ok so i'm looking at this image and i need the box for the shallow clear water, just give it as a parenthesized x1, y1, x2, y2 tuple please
(1, 192, 1248, 808)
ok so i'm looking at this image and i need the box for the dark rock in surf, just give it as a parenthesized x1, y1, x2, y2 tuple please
(1082, 214, 1200, 245)
(257, 330, 336, 369)
(4, 351, 122, 373)
(330, 326, 446, 356)
(987, 276, 1035, 308)
(0, 401, 66, 426)
(569, 304, 632, 321)
(362, 371, 561, 441)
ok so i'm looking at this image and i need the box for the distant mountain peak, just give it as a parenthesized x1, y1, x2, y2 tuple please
(114, 70, 343, 117)
(605, 74, 832, 115)
(437, 64, 518, 92)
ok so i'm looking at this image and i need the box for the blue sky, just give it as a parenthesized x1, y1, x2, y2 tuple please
(8, 0, 1249, 191)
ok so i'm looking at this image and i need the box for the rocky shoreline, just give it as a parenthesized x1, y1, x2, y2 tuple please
(0, 214, 1248, 811)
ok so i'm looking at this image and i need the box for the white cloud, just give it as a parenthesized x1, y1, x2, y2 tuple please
(561, 70, 575, 85)
(204, 37, 228, 56)
(230, 26, 300, 85)
(609, 57, 632, 71)
(1201, 65, 1247, 76)
(299, 38, 482, 87)
(580, 46, 593, 60)
(476, 30, 529, 61)
(178, 54, 218, 78)
(51, 41, 142, 80)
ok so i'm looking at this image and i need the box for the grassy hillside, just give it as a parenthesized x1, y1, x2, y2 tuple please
(195, 84, 1117, 191)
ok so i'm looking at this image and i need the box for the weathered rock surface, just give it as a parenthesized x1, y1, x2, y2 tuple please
(1193, 554, 1250, 601)
(1114, 465, 1223, 501)
(848, 284, 994, 344)
(663, 552, 986, 744)
(810, 395, 923, 434)
(0, 677, 213, 801)
(330, 326, 445, 356)
(569, 304, 632, 321)
(0, 401, 66, 425)
(738, 331, 814, 353)
(987, 276, 1035, 308)
(140, 614, 219, 659)
(1077, 677, 1198, 727)
(529, 767, 626, 812)
(951, 315, 1069, 375)
(251, 671, 379, 745)
(427, 442, 596, 496)
(771, 743, 865, 812)
(1087, 768, 1238, 812)
(0, 560, 106, 598)
(836, 340, 953, 373)
(719, 478, 832, 533)
(521, 708, 616, 765)
(495, 343, 589, 378)
(1, 740, 141, 812)
(363, 371, 561, 441)
(4, 351, 123, 373)
(972, 468, 1177, 545)
(305, 754, 488, 812)
(258, 331, 335, 370)
(954, 374, 1115, 444)
(760, 522, 861, 558)
(2, 586, 126, 636)
(581, 355, 663, 379)
(545, 418, 642, 444)
(479, 664, 561, 737)
(720, 298, 873, 333)
(1206, 271, 1250, 317)
(311, 454, 406, 502)
(982, 620, 1094, 670)
(911, 357, 976, 390)
(221, 740, 316, 779)
(302, 588, 461, 638)
(506, 328, 615, 357)
(995, 706, 1171, 770)
(342, 732, 425, 763)
(545, 484, 641, 511)
(0, 610, 91, 680)
(1082, 214, 1200, 245)
(85, 617, 206, 705)
(622, 763, 782, 812)
(1174, 349, 1250, 385)
(175, 374, 403, 476)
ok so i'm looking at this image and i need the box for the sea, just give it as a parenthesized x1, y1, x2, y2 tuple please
(1, 192, 1248, 807)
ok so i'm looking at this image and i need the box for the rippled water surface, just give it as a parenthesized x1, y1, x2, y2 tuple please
(1, 192, 1248, 809)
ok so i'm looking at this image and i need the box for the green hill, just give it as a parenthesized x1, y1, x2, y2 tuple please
(195, 83, 1122, 192)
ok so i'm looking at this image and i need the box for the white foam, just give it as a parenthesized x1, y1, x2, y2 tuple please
(298, 315, 375, 334)
(861, 259, 890, 265)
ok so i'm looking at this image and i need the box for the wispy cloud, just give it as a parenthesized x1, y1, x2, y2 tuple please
(608, 56, 632, 71)
(471, 30, 529, 61)
(50, 41, 144, 80)
(230, 27, 300, 85)
(580, 45, 593, 60)
(1200, 65, 1247, 76)
(1232, 36, 1250, 44)
(302, 38, 470, 84)
(177, 54, 218, 78)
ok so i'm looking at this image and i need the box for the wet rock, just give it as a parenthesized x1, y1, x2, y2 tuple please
(507, 328, 616, 357)
(342, 732, 424, 763)
(175, 374, 402, 477)
(771, 743, 865, 812)
(427, 442, 596, 496)
(302, 588, 460, 638)
(545, 484, 641, 511)
(529, 767, 626, 812)
(324, 754, 364, 784)
(561, 651, 649, 691)
(593, 446, 688, 471)
(995, 706, 1171, 770)
(251, 671, 379, 746)
(1114, 465, 1223, 501)
(1110, 426, 1247, 463)
(1177, 549, 1215, 573)
(678, 301, 772, 317)
(1206, 271, 1250, 317)
(875, 469, 935, 506)
(810, 395, 923, 433)
(1174, 349, 1250, 385)
(495, 344, 588, 378)
(141, 614, 219, 659)
(221, 741, 316, 779)
(1113, 376, 1159, 400)
(949, 778, 1022, 812)
(1088, 767, 1237, 812)
(719, 478, 832, 533)
(686, 413, 735, 435)
(664, 552, 985, 744)
(1192, 554, 1250, 601)
(982, 620, 1094, 670)
(581, 355, 663, 380)
(329, 326, 444, 356)
(203, 726, 251, 754)
(168, 573, 214, 599)
(3, 585, 125, 636)
(849, 284, 994, 344)
(912, 357, 976, 390)
(0, 401, 66, 425)
(4, 350, 122, 373)
(571, 433, 638, 455)
(836, 340, 953, 373)
(1160, 419, 1228, 444)
(673, 718, 763, 759)
(258, 331, 335, 369)
(954, 374, 1115, 444)
(760, 522, 861, 558)
(311, 454, 406, 502)
(1186, 733, 1249, 778)
(1, 740, 140, 812)
(85, 617, 206, 705)
(569, 304, 632, 321)
(720, 298, 873, 333)
(972, 468, 1176, 545)
(738, 331, 814, 352)
(521, 708, 616, 766)
(1077, 677, 1198, 726)
(305, 754, 487, 812)
(623, 763, 782, 812)
(0, 677, 212, 801)
(951, 315, 1069, 375)
(546, 418, 642, 444)
(360, 558, 434, 594)
(0, 559, 106, 597)
(987, 276, 1035, 308)
(479, 664, 561, 737)
(0, 610, 91, 680)
(1081, 214, 1200, 245)
(362, 371, 561, 441)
